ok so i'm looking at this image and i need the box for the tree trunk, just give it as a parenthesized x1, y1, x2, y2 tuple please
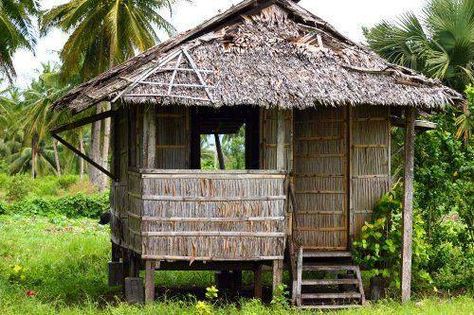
(101, 102, 111, 190)
(89, 107, 103, 189)
(214, 133, 225, 170)
(79, 132, 85, 179)
(53, 139, 61, 176)
(31, 135, 38, 179)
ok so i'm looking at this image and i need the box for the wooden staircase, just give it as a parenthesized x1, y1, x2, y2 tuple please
(292, 248, 366, 309)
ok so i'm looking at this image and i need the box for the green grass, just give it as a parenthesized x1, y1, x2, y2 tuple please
(0, 215, 473, 315)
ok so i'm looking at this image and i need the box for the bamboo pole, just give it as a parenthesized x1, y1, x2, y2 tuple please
(401, 108, 416, 303)
(214, 133, 225, 170)
(145, 260, 156, 304)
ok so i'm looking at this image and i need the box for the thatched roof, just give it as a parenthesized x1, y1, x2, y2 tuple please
(52, 0, 463, 114)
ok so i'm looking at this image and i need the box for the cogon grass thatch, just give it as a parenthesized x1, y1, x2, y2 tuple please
(51, 0, 463, 114)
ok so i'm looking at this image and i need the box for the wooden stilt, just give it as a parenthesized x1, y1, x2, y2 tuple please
(272, 260, 284, 293)
(401, 108, 416, 303)
(254, 264, 263, 299)
(145, 260, 157, 304)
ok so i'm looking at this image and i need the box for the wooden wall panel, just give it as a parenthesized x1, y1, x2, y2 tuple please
(260, 109, 292, 170)
(293, 107, 348, 250)
(350, 106, 391, 241)
(156, 106, 190, 169)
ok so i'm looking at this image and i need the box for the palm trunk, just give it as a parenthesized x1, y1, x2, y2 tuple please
(53, 139, 61, 176)
(79, 133, 85, 179)
(89, 107, 102, 189)
(31, 135, 38, 179)
(101, 102, 111, 190)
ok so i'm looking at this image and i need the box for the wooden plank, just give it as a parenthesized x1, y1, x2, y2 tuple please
(401, 108, 416, 303)
(139, 231, 286, 237)
(141, 255, 284, 261)
(296, 248, 303, 307)
(301, 292, 361, 299)
(129, 193, 286, 202)
(276, 110, 286, 170)
(302, 264, 358, 271)
(302, 279, 358, 286)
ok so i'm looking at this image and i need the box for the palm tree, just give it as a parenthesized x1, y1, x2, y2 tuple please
(41, 0, 182, 189)
(22, 64, 70, 177)
(41, 0, 179, 81)
(365, 0, 474, 92)
(0, 0, 39, 81)
(365, 0, 474, 141)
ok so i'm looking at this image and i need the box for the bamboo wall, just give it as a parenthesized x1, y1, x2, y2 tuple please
(128, 170, 287, 260)
(350, 106, 391, 240)
(260, 109, 292, 170)
(293, 107, 348, 250)
(156, 107, 190, 169)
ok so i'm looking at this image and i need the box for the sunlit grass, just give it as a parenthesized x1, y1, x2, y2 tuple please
(0, 215, 473, 315)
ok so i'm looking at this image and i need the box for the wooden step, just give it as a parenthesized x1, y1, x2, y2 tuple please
(303, 264, 358, 271)
(299, 304, 362, 310)
(302, 251, 352, 258)
(302, 278, 358, 286)
(301, 292, 362, 299)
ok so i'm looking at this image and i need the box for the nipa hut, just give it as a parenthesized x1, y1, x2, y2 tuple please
(50, 0, 462, 309)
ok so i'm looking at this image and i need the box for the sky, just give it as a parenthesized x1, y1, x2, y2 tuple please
(10, 0, 427, 88)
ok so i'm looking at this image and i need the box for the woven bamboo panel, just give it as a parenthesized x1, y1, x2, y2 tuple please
(293, 107, 348, 250)
(156, 106, 189, 169)
(128, 170, 286, 260)
(350, 106, 391, 240)
(260, 109, 292, 170)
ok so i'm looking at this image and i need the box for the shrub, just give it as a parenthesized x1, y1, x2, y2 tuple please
(6, 193, 109, 219)
(353, 191, 432, 291)
(6, 175, 31, 202)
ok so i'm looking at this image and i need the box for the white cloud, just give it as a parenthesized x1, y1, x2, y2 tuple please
(11, 0, 426, 88)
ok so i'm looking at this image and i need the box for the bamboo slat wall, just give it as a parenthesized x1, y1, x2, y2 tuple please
(293, 107, 348, 250)
(350, 106, 391, 240)
(128, 170, 287, 260)
(260, 109, 292, 170)
(156, 107, 190, 169)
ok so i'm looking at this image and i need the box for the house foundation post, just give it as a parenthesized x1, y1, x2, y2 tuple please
(401, 108, 416, 303)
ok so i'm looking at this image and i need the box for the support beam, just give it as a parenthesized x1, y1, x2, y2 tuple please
(145, 260, 157, 304)
(276, 111, 286, 170)
(143, 106, 157, 168)
(401, 108, 416, 303)
(272, 259, 284, 293)
(254, 264, 263, 300)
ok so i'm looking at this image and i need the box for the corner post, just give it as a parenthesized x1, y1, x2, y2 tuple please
(273, 110, 286, 293)
(401, 108, 416, 303)
(145, 260, 157, 304)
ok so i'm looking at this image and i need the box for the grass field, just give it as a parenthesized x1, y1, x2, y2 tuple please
(0, 215, 473, 315)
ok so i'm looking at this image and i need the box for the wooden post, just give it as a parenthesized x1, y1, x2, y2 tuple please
(143, 105, 156, 168)
(401, 108, 416, 303)
(254, 264, 263, 300)
(272, 260, 284, 294)
(276, 110, 286, 170)
(145, 260, 156, 304)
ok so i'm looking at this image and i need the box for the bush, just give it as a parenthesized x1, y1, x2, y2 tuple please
(6, 193, 109, 219)
(353, 190, 432, 291)
(6, 175, 31, 202)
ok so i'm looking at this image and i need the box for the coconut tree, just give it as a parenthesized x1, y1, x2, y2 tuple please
(41, 0, 182, 189)
(365, 0, 474, 141)
(0, 0, 39, 81)
(22, 64, 70, 177)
